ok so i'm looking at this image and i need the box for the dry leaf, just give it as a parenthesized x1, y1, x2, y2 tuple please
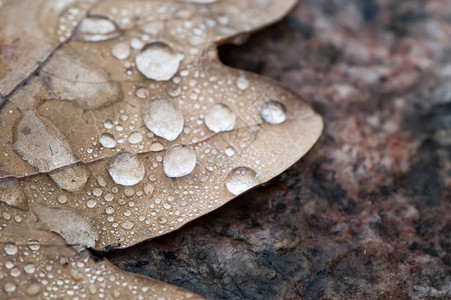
(0, 0, 322, 298)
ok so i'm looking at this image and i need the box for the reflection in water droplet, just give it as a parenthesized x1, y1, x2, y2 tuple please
(76, 16, 120, 42)
(4, 242, 18, 255)
(111, 42, 130, 60)
(136, 42, 184, 81)
(205, 103, 236, 133)
(259, 100, 286, 124)
(128, 131, 143, 144)
(99, 133, 117, 148)
(163, 145, 196, 178)
(135, 87, 148, 99)
(143, 98, 184, 141)
(107, 152, 145, 186)
(225, 167, 259, 196)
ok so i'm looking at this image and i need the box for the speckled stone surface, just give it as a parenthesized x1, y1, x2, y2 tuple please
(107, 1, 451, 299)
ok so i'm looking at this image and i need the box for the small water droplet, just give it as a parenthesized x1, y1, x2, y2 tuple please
(27, 240, 41, 251)
(24, 262, 36, 274)
(10, 267, 20, 277)
(111, 42, 130, 60)
(157, 216, 167, 224)
(225, 167, 259, 196)
(136, 42, 184, 81)
(166, 83, 181, 97)
(163, 145, 197, 178)
(107, 152, 145, 186)
(104, 119, 114, 129)
(92, 188, 103, 197)
(4, 242, 18, 255)
(99, 133, 117, 148)
(57, 194, 68, 204)
(128, 131, 143, 144)
(259, 100, 286, 124)
(3, 282, 16, 293)
(124, 187, 134, 197)
(144, 183, 154, 196)
(135, 87, 149, 99)
(143, 98, 184, 141)
(150, 142, 164, 152)
(105, 206, 114, 215)
(86, 199, 97, 208)
(76, 16, 120, 42)
(205, 103, 236, 133)
(236, 76, 249, 90)
(120, 220, 135, 230)
(26, 283, 41, 296)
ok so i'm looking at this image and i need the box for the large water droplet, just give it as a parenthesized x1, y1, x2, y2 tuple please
(107, 152, 145, 186)
(76, 16, 120, 42)
(259, 100, 286, 124)
(163, 145, 196, 178)
(225, 167, 259, 196)
(136, 42, 184, 81)
(99, 133, 117, 148)
(205, 103, 236, 133)
(143, 98, 184, 141)
(0, 178, 27, 210)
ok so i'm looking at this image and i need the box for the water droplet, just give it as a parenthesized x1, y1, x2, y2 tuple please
(26, 283, 41, 296)
(166, 83, 181, 97)
(128, 131, 143, 144)
(50, 164, 90, 192)
(236, 76, 249, 90)
(99, 133, 117, 148)
(107, 152, 145, 186)
(105, 206, 114, 215)
(4, 242, 17, 255)
(27, 240, 41, 251)
(124, 187, 134, 197)
(163, 145, 196, 178)
(10, 267, 20, 277)
(224, 147, 235, 157)
(259, 100, 286, 124)
(92, 188, 103, 197)
(104, 119, 114, 129)
(76, 16, 120, 42)
(86, 199, 97, 208)
(24, 263, 36, 274)
(3, 282, 16, 293)
(111, 42, 130, 60)
(205, 103, 236, 133)
(135, 87, 149, 99)
(120, 220, 135, 230)
(57, 194, 68, 204)
(143, 98, 184, 141)
(150, 142, 164, 152)
(136, 42, 184, 81)
(144, 183, 154, 196)
(157, 216, 167, 224)
(225, 167, 259, 196)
